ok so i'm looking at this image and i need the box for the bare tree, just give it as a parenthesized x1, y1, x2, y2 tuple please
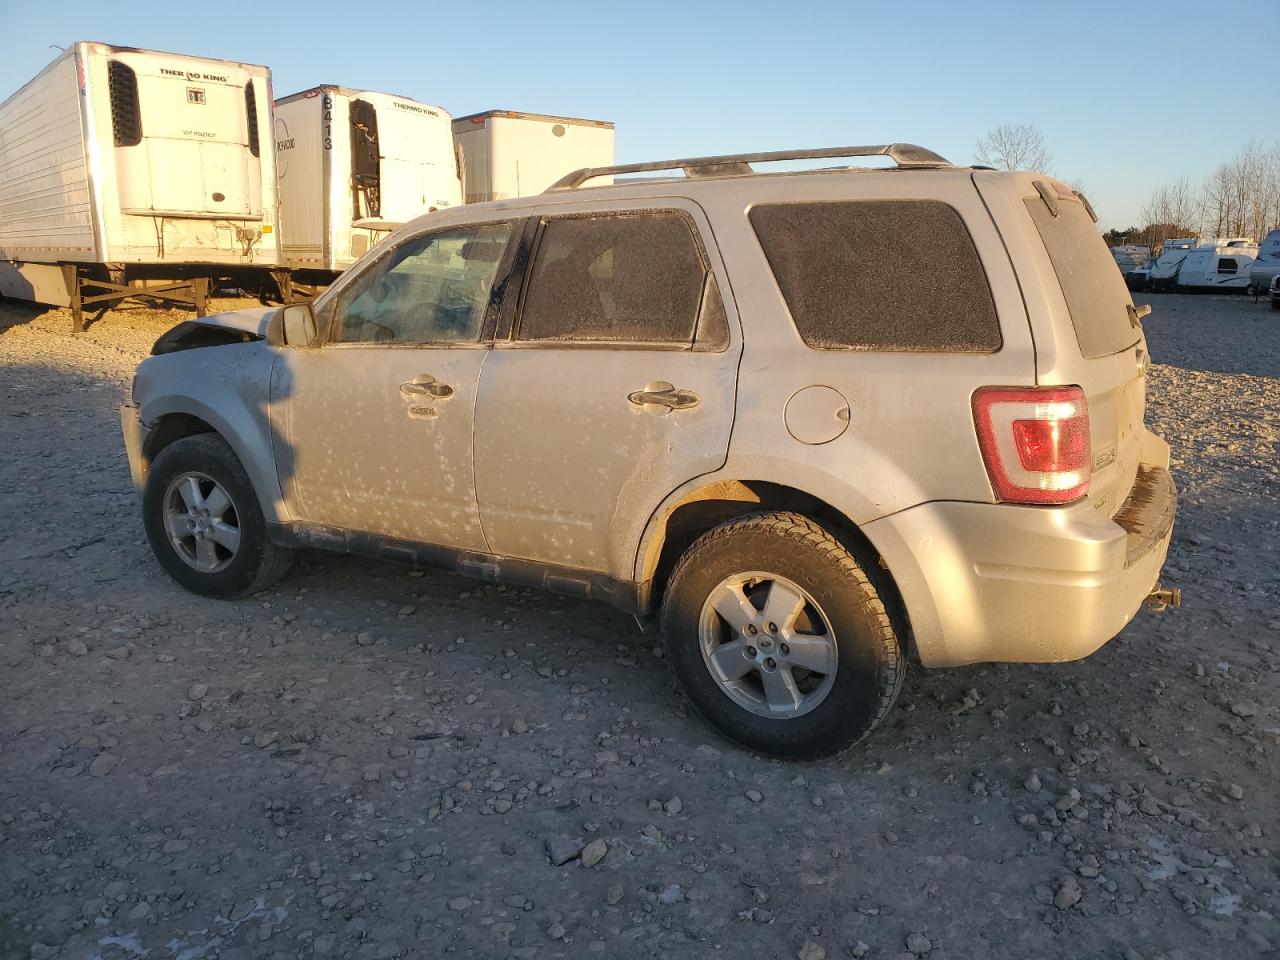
(1197, 141, 1280, 239)
(1140, 177, 1202, 245)
(974, 124, 1052, 172)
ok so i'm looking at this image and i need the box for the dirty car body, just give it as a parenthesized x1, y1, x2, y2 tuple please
(122, 144, 1178, 758)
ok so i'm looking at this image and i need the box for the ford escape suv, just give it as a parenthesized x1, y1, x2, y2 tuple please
(121, 144, 1178, 759)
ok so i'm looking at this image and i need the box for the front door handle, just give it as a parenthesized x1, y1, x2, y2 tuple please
(628, 381, 701, 413)
(400, 376, 454, 400)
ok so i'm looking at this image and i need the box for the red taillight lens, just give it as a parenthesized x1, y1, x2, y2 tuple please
(973, 387, 1091, 504)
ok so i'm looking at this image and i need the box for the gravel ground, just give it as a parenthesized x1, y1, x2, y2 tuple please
(0, 292, 1277, 960)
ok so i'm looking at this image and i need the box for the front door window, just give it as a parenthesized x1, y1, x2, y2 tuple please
(332, 223, 512, 344)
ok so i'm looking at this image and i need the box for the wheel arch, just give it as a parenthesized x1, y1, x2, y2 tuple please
(141, 411, 218, 474)
(636, 479, 913, 653)
(138, 396, 288, 523)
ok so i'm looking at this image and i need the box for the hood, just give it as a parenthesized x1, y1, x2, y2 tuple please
(150, 305, 279, 356)
(192, 305, 278, 338)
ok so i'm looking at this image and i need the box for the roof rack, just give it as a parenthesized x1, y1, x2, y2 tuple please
(546, 143, 951, 191)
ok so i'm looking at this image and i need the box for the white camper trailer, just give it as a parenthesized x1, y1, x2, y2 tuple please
(1110, 245, 1150, 276)
(1176, 238, 1258, 291)
(1247, 229, 1280, 294)
(452, 110, 614, 203)
(273, 86, 462, 278)
(0, 41, 279, 326)
(1148, 237, 1198, 291)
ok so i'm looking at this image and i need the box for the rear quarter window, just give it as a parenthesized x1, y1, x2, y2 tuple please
(748, 200, 1002, 353)
(1024, 198, 1138, 358)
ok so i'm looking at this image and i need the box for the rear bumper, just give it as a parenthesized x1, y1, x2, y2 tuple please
(120, 402, 148, 493)
(864, 437, 1176, 667)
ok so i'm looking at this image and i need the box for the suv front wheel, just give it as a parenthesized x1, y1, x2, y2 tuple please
(661, 512, 904, 760)
(143, 434, 293, 599)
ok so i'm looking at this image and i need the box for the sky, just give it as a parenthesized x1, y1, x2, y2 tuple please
(0, 0, 1272, 230)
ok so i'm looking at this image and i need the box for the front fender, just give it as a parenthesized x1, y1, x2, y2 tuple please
(134, 343, 288, 523)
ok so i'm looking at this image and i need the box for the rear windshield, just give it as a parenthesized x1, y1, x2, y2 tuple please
(749, 200, 1001, 353)
(1025, 198, 1138, 358)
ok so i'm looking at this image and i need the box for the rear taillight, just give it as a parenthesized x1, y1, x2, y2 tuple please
(972, 386, 1090, 504)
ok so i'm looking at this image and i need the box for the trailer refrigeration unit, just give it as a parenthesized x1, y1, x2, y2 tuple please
(0, 41, 281, 330)
(273, 86, 462, 287)
(452, 110, 615, 203)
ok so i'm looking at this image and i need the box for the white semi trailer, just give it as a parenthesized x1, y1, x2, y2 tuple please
(452, 110, 614, 203)
(0, 41, 280, 329)
(273, 86, 462, 283)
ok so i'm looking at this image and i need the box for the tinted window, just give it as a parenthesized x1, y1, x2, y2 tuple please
(749, 200, 1001, 353)
(1025, 198, 1139, 358)
(518, 213, 706, 344)
(333, 223, 511, 344)
(1217, 257, 1237, 274)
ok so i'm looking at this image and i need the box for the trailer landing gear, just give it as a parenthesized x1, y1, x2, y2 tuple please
(61, 265, 209, 333)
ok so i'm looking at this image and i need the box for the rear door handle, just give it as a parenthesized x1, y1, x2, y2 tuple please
(628, 381, 701, 413)
(400, 375, 454, 399)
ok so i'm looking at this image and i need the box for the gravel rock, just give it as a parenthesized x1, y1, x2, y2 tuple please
(546, 836, 583, 866)
(797, 943, 826, 960)
(581, 838, 608, 867)
(88, 754, 119, 777)
(906, 932, 932, 955)
(1054, 878, 1083, 911)
(658, 884, 685, 905)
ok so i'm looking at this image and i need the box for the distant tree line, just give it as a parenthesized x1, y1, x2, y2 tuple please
(1113, 141, 1280, 248)
(973, 127, 1280, 250)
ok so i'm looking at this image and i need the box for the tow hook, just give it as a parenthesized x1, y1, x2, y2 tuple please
(1145, 585, 1182, 613)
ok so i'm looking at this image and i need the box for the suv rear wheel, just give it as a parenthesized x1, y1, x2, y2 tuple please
(143, 434, 292, 599)
(661, 512, 903, 760)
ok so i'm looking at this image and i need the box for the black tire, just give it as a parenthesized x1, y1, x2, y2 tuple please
(143, 433, 292, 599)
(1271, 299, 1280, 311)
(660, 511, 904, 760)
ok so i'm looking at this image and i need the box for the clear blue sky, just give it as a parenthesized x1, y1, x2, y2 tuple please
(1, 0, 1271, 229)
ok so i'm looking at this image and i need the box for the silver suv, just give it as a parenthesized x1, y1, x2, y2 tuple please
(121, 144, 1178, 759)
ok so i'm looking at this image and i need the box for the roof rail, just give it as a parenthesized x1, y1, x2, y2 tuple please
(546, 143, 951, 191)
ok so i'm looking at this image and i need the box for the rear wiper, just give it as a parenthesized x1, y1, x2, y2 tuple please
(1127, 303, 1152, 328)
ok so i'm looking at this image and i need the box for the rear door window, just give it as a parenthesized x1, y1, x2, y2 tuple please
(516, 212, 713, 346)
(748, 200, 1002, 353)
(1024, 197, 1139, 358)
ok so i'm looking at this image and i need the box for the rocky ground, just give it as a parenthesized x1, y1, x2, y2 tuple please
(0, 292, 1276, 960)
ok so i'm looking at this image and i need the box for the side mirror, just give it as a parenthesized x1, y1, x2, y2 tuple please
(279, 303, 318, 346)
